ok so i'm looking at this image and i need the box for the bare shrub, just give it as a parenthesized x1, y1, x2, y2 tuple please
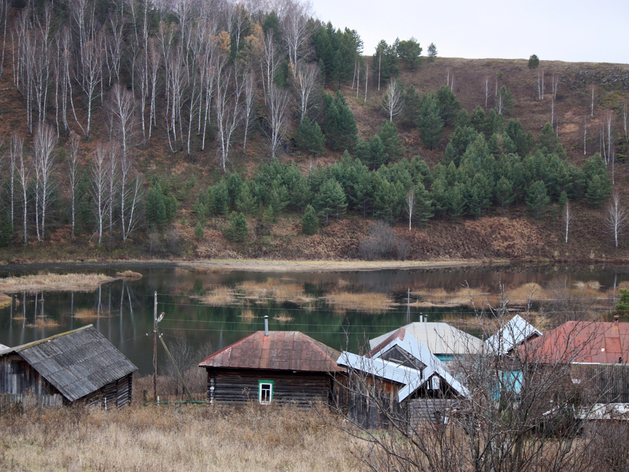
(359, 221, 410, 261)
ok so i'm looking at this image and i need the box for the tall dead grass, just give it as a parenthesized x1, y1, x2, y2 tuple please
(0, 403, 362, 471)
(0, 273, 115, 294)
(199, 287, 239, 306)
(238, 280, 312, 306)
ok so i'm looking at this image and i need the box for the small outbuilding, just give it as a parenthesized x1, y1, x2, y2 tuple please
(199, 329, 345, 407)
(0, 324, 137, 408)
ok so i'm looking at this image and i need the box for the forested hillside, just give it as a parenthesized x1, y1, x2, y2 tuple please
(1, 0, 629, 263)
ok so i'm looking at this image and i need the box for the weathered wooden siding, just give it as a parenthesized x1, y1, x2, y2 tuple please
(406, 398, 461, 426)
(206, 368, 335, 407)
(0, 354, 63, 407)
(572, 364, 629, 403)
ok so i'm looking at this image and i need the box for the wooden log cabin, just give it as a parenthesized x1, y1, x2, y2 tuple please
(0, 325, 137, 408)
(198, 323, 345, 407)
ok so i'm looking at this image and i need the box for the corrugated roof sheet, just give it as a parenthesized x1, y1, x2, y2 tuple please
(198, 331, 345, 373)
(522, 321, 629, 364)
(2, 325, 137, 402)
(370, 322, 485, 355)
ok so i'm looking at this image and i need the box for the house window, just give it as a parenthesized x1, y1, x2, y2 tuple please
(258, 380, 274, 404)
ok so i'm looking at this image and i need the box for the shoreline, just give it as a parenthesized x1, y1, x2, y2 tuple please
(0, 258, 509, 273)
(2, 257, 629, 274)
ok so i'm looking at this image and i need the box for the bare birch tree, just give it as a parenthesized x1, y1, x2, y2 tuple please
(537, 70, 544, 100)
(294, 61, 318, 123)
(68, 132, 80, 238)
(563, 200, 572, 244)
(551, 73, 559, 99)
(91, 143, 108, 245)
(120, 153, 143, 243)
(33, 123, 57, 242)
(606, 192, 628, 248)
(215, 65, 244, 172)
(280, 0, 311, 75)
(382, 78, 403, 122)
(14, 135, 28, 245)
(405, 189, 415, 231)
(107, 83, 138, 160)
(266, 83, 290, 160)
(78, 36, 104, 139)
(147, 37, 162, 141)
(242, 70, 255, 153)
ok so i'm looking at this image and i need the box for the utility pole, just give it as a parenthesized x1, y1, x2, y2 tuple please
(153, 291, 157, 402)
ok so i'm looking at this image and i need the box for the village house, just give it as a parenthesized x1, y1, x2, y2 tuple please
(0, 324, 137, 408)
(198, 318, 345, 407)
(521, 319, 629, 405)
(339, 328, 469, 429)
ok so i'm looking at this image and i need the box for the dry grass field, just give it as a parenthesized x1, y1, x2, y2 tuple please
(0, 402, 363, 471)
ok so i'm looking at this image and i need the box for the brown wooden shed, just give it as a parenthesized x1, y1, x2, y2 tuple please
(0, 324, 137, 408)
(198, 330, 346, 407)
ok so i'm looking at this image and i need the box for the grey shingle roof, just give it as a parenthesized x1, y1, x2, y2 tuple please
(4, 325, 137, 402)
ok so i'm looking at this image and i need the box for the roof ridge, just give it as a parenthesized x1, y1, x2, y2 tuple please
(7, 324, 94, 353)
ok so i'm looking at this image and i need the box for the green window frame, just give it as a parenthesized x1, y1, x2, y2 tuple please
(258, 380, 274, 404)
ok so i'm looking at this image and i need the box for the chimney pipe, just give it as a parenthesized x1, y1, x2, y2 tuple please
(264, 315, 269, 336)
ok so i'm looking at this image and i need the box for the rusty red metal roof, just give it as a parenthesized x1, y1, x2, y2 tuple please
(368, 327, 406, 358)
(521, 321, 629, 364)
(198, 331, 345, 372)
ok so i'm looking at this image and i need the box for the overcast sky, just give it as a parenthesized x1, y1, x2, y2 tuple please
(308, 0, 629, 64)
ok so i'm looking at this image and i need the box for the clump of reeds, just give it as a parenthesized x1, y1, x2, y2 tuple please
(238, 279, 306, 305)
(506, 283, 547, 304)
(115, 270, 143, 279)
(27, 317, 60, 328)
(200, 287, 238, 306)
(239, 308, 256, 322)
(0, 273, 115, 294)
(412, 288, 498, 309)
(273, 312, 294, 322)
(0, 293, 11, 309)
(325, 291, 394, 314)
(73, 308, 99, 319)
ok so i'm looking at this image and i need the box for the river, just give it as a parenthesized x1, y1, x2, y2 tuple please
(1, 262, 628, 374)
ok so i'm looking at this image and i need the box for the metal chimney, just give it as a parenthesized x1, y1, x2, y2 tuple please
(264, 315, 269, 336)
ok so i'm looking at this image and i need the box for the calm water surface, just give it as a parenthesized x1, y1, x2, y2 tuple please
(1, 262, 627, 374)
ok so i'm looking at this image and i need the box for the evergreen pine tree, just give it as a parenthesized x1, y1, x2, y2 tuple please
(301, 204, 320, 235)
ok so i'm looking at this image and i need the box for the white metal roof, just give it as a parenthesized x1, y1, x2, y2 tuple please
(339, 331, 469, 402)
(370, 322, 485, 355)
(485, 315, 542, 356)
